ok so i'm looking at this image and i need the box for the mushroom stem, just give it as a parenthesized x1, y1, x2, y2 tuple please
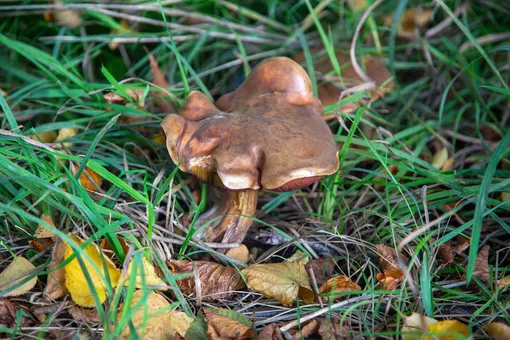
(197, 189, 258, 244)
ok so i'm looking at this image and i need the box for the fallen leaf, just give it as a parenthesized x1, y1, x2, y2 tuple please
(204, 308, 254, 340)
(431, 147, 452, 171)
(290, 319, 320, 340)
(319, 316, 348, 340)
(149, 53, 177, 114)
(32, 214, 57, 252)
(374, 164, 400, 191)
(225, 244, 250, 264)
(69, 304, 101, 323)
(293, 51, 393, 110)
(55, 127, 77, 148)
(104, 89, 145, 107)
(125, 255, 166, 289)
(168, 260, 244, 301)
(257, 323, 283, 340)
(120, 290, 193, 340)
(64, 234, 121, 307)
(485, 322, 510, 340)
(286, 250, 310, 264)
(423, 320, 469, 339)
(498, 274, 510, 289)
(99, 236, 130, 260)
(242, 261, 314, 307)
(402, 313, 438, 340)
(384, 9, 433, 39)
(376, 245, 407, 289)
(437, 237, 469, 265)
(0, 256, 38, 296)
(0, 299, 16, 327)
(70, 163, 102, 192)
(30, 130, 57, 144)
(305, 258, 335, 287)
(44, 238, 68, 299)
(467, 245, 490, 285)
(44, 0, 82, 28)
(319, 275, 361, 301)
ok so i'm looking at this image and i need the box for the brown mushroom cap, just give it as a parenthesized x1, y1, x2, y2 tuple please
(162, 57, 339, 191)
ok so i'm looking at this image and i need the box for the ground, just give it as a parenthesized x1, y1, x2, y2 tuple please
(0, 1, 509, 339)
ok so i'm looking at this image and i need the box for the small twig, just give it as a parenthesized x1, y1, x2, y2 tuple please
(459, 32, 510, 53)
(425, 2, 469, 38)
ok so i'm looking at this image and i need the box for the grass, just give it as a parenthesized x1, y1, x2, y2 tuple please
(0, 0, 509, 339)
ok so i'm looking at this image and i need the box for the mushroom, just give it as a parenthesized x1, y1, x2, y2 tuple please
(161, 57, 339, 244)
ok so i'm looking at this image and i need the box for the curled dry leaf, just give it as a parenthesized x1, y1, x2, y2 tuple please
(70, 163, 102, 192)
(376, 244, 406, 288)
(257, 323, 283, 340)
(498, 274, 510, 289)
(69, 304, 101, 323)
(55, 127, 77, 148)
(99, 236, 130, 260)
(384, 8, 433, 39)
(64, 234, 120, 307)
(125, 255, 166, 289)
(44, 238, 68, 299)
(467, 245, 490, 285)
(204, 308, 254, 340)
(319, 316, 348, 340)
(225, 244, 250, 264)
(437, 237, 469, 265)
(120, 291, 193, 340)
(305, 258, 335, 286)
(32, 214, 57, 252)
(402, 313, 437, 340)
(319, 275, 361, 301)
(0, 256, 38, 296)
(289, 319, 320, 340)
(485, 322, 510, 340)
(292, 50, 393, 110)
(168, 260, 244, 301)
(242, 261, 314, 307)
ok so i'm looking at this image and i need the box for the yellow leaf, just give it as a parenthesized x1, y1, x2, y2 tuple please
(485, 322, 510, 340)
(402, 313, 438, 340)
(431, 147, 449, 170)
(286, 249, 310, 264)
(125, 255, 166, 289)
(120, 291, 193, 339)
(30, 130, 57, 144)
(152, 133, 166, 145)
(242, 261, 314, 307)
(384, 9, 433, 39)
(34, 214, 57, 240)
(498, 274, 510, 289)
(0, 256, 38, 296)
(64, 234, 120, 307)
(70, 164, 102, 192)
(225, 244, 250, 264)
(55, 127, 77, 148)
(422, 320, 469, 340)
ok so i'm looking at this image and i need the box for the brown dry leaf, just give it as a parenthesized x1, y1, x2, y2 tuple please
(376, 244, 406, 279)
(319, 316, 348, 340)
(467, 245, 490, 285)
(44, 238, 68, 299)
(485, 322, 510, 340)
(374, 164, 400, 191)
(242, 261, 314, 307)
(225, 244, 250, 264)
(104, 89, 145, 107)
(30, 130, 57, 144)
(44, 0, 82, 28)
(64, 234, 120, 307)
(204, 308, 254, 340)
(305, 258, 335, 287)
(69, 304, 101, 323)
(437, 237, 469, 265)
(99, 236, 130, 260)
(125, 255, 166, 289)
(0, 299, 16, 327)
(289, 319, 320, 340)
(168, 260, 244, 301)
(32, 214, 57, 252)
(498, 274, 510, 289)
(149, 53, 177, 114)
(0, 256, 38, 296)
(55, 127, 77, 148)
(384, 9, 433, 39)
(120, 291, 193, 340)
(319, 275, 361, 301)
(69, 163, 102, 192)
(257, 323, 283, 340)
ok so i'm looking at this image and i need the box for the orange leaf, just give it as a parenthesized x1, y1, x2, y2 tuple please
(319, 275, 361, 301)
(204, 308, 254, 340)
(225, 244, 250, 264)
